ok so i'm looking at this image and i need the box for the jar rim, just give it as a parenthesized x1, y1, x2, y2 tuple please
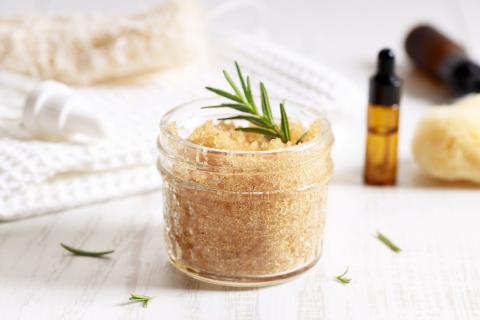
(159, 97, 332, 155)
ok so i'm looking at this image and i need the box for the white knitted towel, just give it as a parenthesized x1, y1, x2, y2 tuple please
(0, 34, 361, 221)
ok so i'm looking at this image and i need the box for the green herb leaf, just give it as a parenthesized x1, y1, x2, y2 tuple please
(205, 87, 242, 103)
(335, 267, 351, 285)
(235, 62, 249, 100)
(60, 243, 114, 257)
(129, 293, 153, 308)
(279, 102, 291, 143)
(204, 62, 294, 142)
(219, 115, 267, 127)
(235, 127, 277, 139)
(245, 76, 257, 113)
(223, 70, 243, 99)
(295, 130, 309, 144)
(260, 82, 274, 123)
(202, 103, 252, 114)
(376, 231, 401, 253)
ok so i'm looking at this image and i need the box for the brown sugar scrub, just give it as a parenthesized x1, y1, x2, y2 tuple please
(188, 119, 321, 151)
(157, 63, 333, 286)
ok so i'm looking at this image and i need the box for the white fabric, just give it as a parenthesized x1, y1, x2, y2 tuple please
(0, 34, 361, 221)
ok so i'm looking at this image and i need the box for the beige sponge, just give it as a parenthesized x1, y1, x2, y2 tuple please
(412, 94, 480, 183)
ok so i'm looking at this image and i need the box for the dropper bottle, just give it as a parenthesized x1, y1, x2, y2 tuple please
(405, 25, 480, 96)
(364, 49, 402, 186)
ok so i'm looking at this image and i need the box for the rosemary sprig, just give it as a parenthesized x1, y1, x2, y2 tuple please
(129, 293, 153, 308)
(60, 243, 114, 258)
(203, 61, 293, 143)
(376, 231, 401, 253)
(335, 267, 351, 285)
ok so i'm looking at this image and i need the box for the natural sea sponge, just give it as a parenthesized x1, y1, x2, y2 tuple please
(412, 94, 480, 183)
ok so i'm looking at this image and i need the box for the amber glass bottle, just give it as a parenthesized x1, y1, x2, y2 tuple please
(364, 49, 402, 185)
(405, 25, 480, 96)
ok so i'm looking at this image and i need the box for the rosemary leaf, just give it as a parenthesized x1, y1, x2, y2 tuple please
(202, 103, 251, 114)
(129, 293, 153, 308)
(205, 62, 294, 142)
(376, 231, 401, 253)
(205, 87, 242, 103)
(280, 102, 291, 143)
(235, 62, 249, 101)
(295, 130, 309, 144)
(60, 243, 114, 257)
(259, 82, 274, 123)
(219, 115, 268, 127)
(223, 70, 243, 99)
(235, 127, 277, 139)
(335, 267, 351, 285)
(245, 76, 257, 113)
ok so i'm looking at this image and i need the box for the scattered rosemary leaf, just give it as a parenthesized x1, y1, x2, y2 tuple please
(129, 293, 153, 308)
(60, 243, 114, 257)
(335, 267, 351, 285)
(376, 231, 401, 253)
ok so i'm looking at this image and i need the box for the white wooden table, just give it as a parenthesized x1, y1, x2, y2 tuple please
(1, 0, 480, 319)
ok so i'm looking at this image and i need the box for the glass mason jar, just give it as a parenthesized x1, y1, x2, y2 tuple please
(157, 97, 334, 287)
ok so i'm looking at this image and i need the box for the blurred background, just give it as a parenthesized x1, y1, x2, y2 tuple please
(1, 0, 478, 82)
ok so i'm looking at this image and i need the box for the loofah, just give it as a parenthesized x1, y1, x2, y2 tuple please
(0, 0, 206, 84)
(412, 94, 480, 183)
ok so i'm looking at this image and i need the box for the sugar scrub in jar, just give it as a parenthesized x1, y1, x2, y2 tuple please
(156, 64, 334, 287)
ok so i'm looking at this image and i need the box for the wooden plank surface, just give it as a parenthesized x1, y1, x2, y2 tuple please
(1, 0, 480, 319)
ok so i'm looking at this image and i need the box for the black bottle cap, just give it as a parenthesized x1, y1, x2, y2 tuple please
(369, 49, 402, 106)
(404, 24, 480, 96)
(450, 61, 480, 96)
